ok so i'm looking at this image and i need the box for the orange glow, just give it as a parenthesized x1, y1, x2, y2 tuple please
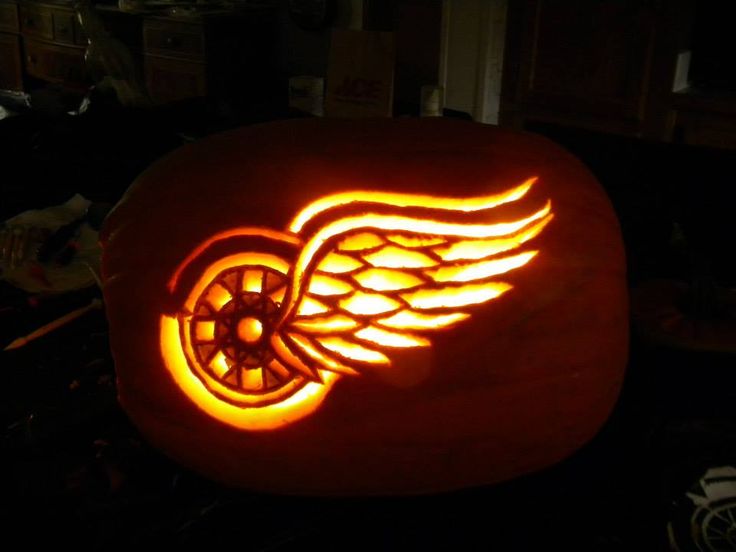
(167, 227, 301, 293)
(339, 291, 401, 315)
(288, 177, 537, 232)
(317, 252, 363, 273)
(270, 286, 287, 304)
(401, 282, 512, 309)
(363, 245, 438, 269)
(205, 283, 232, 310)
(355, 326, 430, 348)
(297, 296, 330, 315)
(183, 253, 291, 313)
(308, 273, 355, 296)
(284, 200, 551, 318)
(292, 314, 359, 333)
(241, 367, 264, 391)
(237, 317, 263, 343)
(387, 234, 446, 248)
(194, 320, 215, 341)
(210, 351, 230, 378)
(160, 316, 337, 430)
(352, 268, 424, 291)
(173, 253, 329, 413)
(270, 333, 318, 380)
(242, 269, 263, 292)
(339, 232, 385, 251)
(181, 316, 301, 405)
(376, 310, 470, 330)
(267, 358, 291, 379)
(317, 336, 390, 364)
(433, 214, 553, 261)
(425, 251, 538, 283)
(289, 333, 359, 375)
(161, 179, 552, 431)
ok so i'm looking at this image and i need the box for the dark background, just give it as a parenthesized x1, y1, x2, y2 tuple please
(2, 1, 736, 550)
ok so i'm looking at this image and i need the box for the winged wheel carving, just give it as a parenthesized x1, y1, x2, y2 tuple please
(160, 178, 553, 430)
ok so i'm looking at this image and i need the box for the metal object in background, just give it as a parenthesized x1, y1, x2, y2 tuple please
(669, 466, 736, 552)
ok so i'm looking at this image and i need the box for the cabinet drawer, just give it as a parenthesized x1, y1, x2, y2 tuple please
(19, 6, 52, 40)
(145, 55, 206, 103)
(0, 31, 22, 90)
(0, 2, 18, 33)
(24, 37, 87, 85)
(52, 10, 76, 45)
(144, 20, 204, 60)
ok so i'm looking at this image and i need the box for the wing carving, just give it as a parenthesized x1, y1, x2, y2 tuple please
(276, 177, 553, 378)
(161, 177, 553, 430)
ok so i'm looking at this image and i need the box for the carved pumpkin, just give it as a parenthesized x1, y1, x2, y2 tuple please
(101, 118, 627, 495)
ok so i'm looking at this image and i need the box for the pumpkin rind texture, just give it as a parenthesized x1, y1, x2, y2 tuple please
(101, 118, 628, 495)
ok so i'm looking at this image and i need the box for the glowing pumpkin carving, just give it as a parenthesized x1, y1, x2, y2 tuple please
(101, 118, 627, 495)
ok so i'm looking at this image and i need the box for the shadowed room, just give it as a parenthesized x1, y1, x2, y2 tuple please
(1, 1, 735, 550)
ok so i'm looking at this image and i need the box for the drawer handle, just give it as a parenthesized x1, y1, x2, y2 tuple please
(164, 36, 181, 48)
(27, 55, 36, 65)
(58, 26, 68, 33)
(25, 18, 35, 27)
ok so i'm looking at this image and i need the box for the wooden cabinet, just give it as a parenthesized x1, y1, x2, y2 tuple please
(24, 36, 86, 84)
(143, 17, 206, 103)
(0, 31, 22, 90)
(145, 54, 206, 103)
(1, 2, 277, 108)
(15, 1, 88, 89)
(0, 0, 18, 32)
(0, 0, 22, 91)
(500, 0, 695, 140)
(19, 3, 54, 41)
(143, 19, 204, 60)
(0, 0, 91, 92)
(141, 9, 277, 106)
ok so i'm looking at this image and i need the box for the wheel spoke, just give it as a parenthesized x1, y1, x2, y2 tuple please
(189, 265, 294, 396)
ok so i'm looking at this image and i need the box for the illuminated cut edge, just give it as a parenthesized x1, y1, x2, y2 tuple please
(183, 252, 291, 313)
(297, 296, 330, 316)
(289, 333, 360, 375)
(401, 282, 513, 309)
(167, 227, 301, 293)
(355, 326, 430, 348)
(352, 267, 425, 291)
(317, 252, 363, 273)
(425, 250, 538, 283)
(317, 336, 390, 364)
(433, 214, 554, 261)
(284, 201, 551, 319)
(288, 177, 538, 232)
(182, 315, 305, 405)
(205, 282, 232, 310)
(161, 316, 338, 431)
(271, 333, 320, 381)
(387, 234, 446, 248)
(377, 310, 470, 330)
(308, 273, 355, 296)
(338, 232, 385, 251)
(363, 245, 438, 269)
(339, 291, 401, 315)
(292, 314, 359, 333)
(194, 320, 215, 341)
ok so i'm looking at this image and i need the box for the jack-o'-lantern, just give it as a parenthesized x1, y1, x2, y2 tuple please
(101, 118, 627, 495)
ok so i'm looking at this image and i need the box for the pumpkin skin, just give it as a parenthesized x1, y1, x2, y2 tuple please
(101, 118, 627, 495)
